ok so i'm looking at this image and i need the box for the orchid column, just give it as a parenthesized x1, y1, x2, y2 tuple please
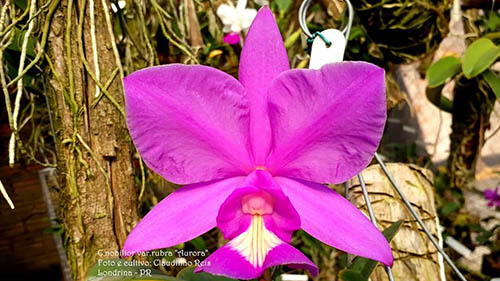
(123, 6, 393, 280)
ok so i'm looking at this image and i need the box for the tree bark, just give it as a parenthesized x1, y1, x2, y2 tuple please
(447, 77, 496, 189)
(45, 0, 140, 280)
(447, 8, 498, 190)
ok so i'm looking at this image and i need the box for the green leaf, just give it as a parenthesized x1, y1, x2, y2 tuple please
(43, 224, 62, 234)
(338, 253, 349, 269)
(426, 56, 462, 87)
(462, 38, 500, 78)
(476, 230, 495, 244)
(487, 11, 500, 31)
(383, 220, 403, 241)
(177, 266, 238, 281)
(275, 0, 293, 13)
(189, 237, 206, 251)
(297, 230, 328, 255)
(284, 29, 302, 49)
(85, 259, 182, 281)
(340, 269, 368, 281)
(425, 85, 453, 113)
(441, 202, 460, 216)
(14, 0, 27, 10)
(482, 70, 500, 99)
(349, 221, 403, 279)
(348, 27, 364, 40)
(6, 28, 37, 58)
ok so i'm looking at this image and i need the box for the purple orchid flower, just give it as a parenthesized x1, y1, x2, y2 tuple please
(224, 32, 241, 45)
(484, 187, 500, 208)
(122, 6, 393, 280)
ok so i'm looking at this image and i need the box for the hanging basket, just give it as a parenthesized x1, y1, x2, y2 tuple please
(350, 163, 444, 281)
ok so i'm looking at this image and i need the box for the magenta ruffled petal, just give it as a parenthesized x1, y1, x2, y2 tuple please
(217, 170, 300, 242)
(195, 244, 264, 280)
(266, 62, 386, 184)
(484, 189, 494, 199)
(124, 64, 253, 184)
(484, 187, 500, 208)
(484, 187, 499, 200)
(195, 241, 317, 279)
(263, 243, 318, 276)
(245, 170, 301, 242)
(217, 186, 255, 239)
(276, 176, 394, 266)
(123, 177, 244, 256)
(262, 187, 301, 242)
(239, 7, 289, 164)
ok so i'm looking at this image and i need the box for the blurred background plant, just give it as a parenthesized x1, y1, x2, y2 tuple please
(0, 0, 499, 280)
(426, 9, 500, 191)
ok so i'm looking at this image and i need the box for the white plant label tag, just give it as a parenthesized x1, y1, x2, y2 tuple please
(309, 29, 346, 69)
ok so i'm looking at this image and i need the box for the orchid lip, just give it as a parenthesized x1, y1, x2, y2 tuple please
(242, 191, 274, 215)
(201, 170, 317, 278)
(229, 215, 281, 268)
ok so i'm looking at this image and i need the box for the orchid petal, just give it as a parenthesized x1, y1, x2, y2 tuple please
(484, 187, 498, 200)
(124, 64, 253, 184)
(244, 170, 301, 242)
(263, 243, 318, 276)
(224, 32, 241, 45)
(195, 243, 264, 279)
(266, 62, 386, 183)
(216, 186, 255, 239)
(276, 176, 394, 266)
(195, 224, 316, 280)
(217, 4, 237, 24)
(123, 176, 244, 256)
(217, 170, 300, 242)
(239, 7, 289, 164)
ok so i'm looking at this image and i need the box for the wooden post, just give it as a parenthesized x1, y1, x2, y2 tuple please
(45, 0, 140, 279)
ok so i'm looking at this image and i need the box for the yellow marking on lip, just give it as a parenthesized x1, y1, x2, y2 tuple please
(229, 215, 281, 267)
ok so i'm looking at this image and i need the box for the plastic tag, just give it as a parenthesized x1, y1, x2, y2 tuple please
(309, 29, 346, 69)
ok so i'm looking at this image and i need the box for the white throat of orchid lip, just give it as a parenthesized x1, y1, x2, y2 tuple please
(229, 215, 281, 267)
(229, 191, 281, 267)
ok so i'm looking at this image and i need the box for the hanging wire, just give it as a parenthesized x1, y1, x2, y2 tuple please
(374, 153, 468, 281)
(358, 174, 395, 281)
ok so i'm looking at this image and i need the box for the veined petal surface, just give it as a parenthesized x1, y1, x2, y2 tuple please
(276, 176, 394, 266)
(239, 7, 289, 164)
(123, 176, 244, 256)
(124, 64, 253, 184)
(266, 62, 386, 184)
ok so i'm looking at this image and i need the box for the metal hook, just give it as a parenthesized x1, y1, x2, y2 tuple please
(298, 0, 354, 41)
